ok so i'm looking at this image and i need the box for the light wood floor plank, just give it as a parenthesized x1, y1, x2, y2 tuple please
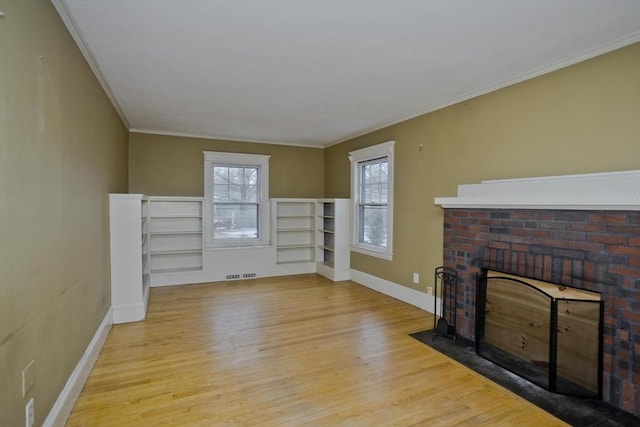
(66, 274, 567, 426)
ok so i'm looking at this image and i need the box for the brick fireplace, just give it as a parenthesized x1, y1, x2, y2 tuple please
(435, 171, 640, 416)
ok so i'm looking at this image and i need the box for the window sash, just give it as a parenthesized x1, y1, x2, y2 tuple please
(212, 165, 261, 241)
(357, 204, 388, 248)
(213, 165, 259, 203)
(212, 202, 260, 240)
(203, 151, 270, 249)
(357, 156, 389, 248)
(349, 141, 394, 260)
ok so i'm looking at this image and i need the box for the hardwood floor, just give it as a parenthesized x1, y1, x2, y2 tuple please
(66, 274, 567, 426)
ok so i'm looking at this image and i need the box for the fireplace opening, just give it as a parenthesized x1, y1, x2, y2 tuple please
(475, 268, 604, 398)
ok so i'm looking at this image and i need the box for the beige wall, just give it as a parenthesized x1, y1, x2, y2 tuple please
(0, 1, 129, 426)
(1, 5, 637, 424)
(325, 43, 640, 290)
(129, 132, 325, 198)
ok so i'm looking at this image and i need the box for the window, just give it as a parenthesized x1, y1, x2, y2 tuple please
(349, 141, 394, 260)
(203, 152, 270, 248)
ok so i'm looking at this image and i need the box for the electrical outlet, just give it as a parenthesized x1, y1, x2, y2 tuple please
(427, 286, 433, 296)
(22, 360, 35, 397)
(413, 272, 419, 284)
(25, 398, 34, 427)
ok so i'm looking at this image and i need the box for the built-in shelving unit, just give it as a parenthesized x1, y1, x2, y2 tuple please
(148, 197, 204, 275)
(110, 195, 352, 321)
(109, 194, 150, 323)
(316, 199, 350, 281)
(141, 198, 150, 290)
(272, 199, 316, 265)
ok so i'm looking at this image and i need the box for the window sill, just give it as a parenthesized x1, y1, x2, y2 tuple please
(350, 245, 393, 261)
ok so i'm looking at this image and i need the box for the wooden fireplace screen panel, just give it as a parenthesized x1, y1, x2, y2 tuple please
(477, 270, 603, 397)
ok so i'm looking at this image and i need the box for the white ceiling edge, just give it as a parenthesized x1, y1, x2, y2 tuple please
(327, 34, 640, 148)
(129, 129, 323, 149)
(51, 0, 130, 129)
(52, 0, 640, 149)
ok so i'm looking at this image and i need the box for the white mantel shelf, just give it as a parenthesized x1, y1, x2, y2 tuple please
(435, 170, 640, 211)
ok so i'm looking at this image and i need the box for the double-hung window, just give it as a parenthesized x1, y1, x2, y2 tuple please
(349, 141, 394, 260)
(203, 152, 270, 248)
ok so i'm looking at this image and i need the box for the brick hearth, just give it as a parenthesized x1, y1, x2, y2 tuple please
(443, 209, 640, 415)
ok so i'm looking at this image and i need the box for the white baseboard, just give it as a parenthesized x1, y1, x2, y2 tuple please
(43, 308, 113, 427)
(150, 262, 318, 287)
(317, 263, 350, 281)
(112, 302, 146, 323)
(349, 269, 439, 314)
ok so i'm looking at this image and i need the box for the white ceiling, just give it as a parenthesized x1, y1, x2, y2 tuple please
(53, 0, 640, 148)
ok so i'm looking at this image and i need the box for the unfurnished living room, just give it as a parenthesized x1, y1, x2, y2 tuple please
(1, 1, 639, 426)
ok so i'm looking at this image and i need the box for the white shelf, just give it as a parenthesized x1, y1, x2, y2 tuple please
(277, 259, 315, 265)
(148, 197, 204, 274)
(278, 244, 315, 250)
(272, 199, 317, 266)
(150, 230, 202, 235)
(151, 249, 202, 255)
(316, 199, 350, 281)
(151, 266, 202, 274)
(150, 214, 203, 219)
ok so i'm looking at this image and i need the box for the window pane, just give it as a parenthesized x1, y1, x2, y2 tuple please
(213, 166, 259, 204)
(359, 205, 387, 247)
(229, 185, 242, 201)
(213, 184, 228, 201)
(214, 166, 229, 184)
(245, 168, 258, 185)
(244, 185, 257, 202)
(369, 184, 380, 203)
(370, 162, 380, 182)
(379, 183, 388, 204)
(362, 163, 371, 184)
(229, 167, 243, 184)
(362, 183, 371, 203)
(213, 204, 258, 239)
(361, 159, 388, 185)
(380, 161, 388, 182)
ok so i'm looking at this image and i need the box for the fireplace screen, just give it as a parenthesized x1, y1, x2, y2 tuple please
(476, 269, 603, 398)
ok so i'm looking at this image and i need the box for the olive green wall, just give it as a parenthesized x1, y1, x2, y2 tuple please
(129, 132, 324, 198)
(1, 5, 636, 424)
(0, 1, 129, 426)
(325, 43, 640, 291)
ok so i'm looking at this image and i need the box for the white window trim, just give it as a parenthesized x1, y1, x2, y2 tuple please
(349, 140, 395, 260)
(203, 151, 270, 249)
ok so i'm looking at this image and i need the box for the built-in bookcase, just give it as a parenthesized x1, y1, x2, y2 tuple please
(109, 194, 150, 323)
(272, 199, 316, 265)
(141, 198, 150, 289)
(112, 196, 350, 300)
(316, 199, 350, 281)
(148, 197, 204, 274)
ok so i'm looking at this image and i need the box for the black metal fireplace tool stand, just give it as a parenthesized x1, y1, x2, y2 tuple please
(433, 266, 457, 340)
